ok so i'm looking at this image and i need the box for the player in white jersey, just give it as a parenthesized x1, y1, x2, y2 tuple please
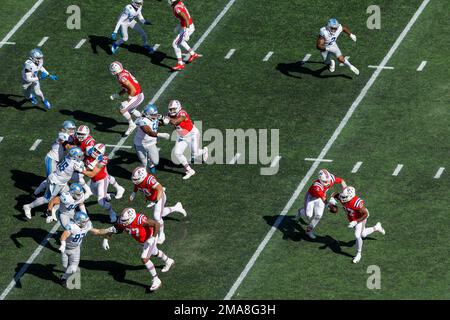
(316, 18, 359, 75)
(111, 0, 154, 54)
(58, 211, 113, 287)
(46, 183, 86, 226)
(134, 104, 170, 174)
(23, 147, 85, 219)
(21, 49, 58, 110)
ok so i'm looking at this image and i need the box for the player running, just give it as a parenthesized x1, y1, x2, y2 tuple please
(23, 147, 85, 219)
(161, 100, 208, 180)
(46, 183, 87, 226)
(295, 169, 347, 239)
(134, 104, 171, 174)
(130, 166, 186, 244)
(107, 208, 175, 291)
(58, 211, 113, 288)
(168, 0, 201, 71)
(316, 18, 359, 75)
(111, 0, 154, 54)
(109, 61, 144, 136)
(21, 49, 58, 110)
(330, 186, 385, 263)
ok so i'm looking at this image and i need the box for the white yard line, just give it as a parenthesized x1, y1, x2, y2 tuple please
(37, 36, 49, 47)
(351, 161, 363, 173)
(29, 139, 42, 151)
(152, 43, 160, 51)
(0, 137, 3, 144)
(224, 0, 430, 300)
(0, 0, 45, 50)
(434, 167, 444, 179)
(304, 158, 333, 162)
(229, 153, 241, 164)
(368, 65, 395, 70)
(301, 53, 311, 62)
(74, 39, 86, 49)
(0, 42, 16, 45)
(417, 60, 427, 71)
(339, 56, 350, 66)
(224, 48, 236, 59)
(262, 51, 274, 62)
(105, 144, 132, 149)
(392, 164, 404, 176)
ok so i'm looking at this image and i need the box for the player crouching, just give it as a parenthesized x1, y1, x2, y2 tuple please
(106, 208, 175, 291)
(330, 186, 385, 263)
(316, 18, 359, 75)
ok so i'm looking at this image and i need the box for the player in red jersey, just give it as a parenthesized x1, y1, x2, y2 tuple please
(109, 61, 144, 135)
(330, 186, 385, 263)
(107, 208, 175, 291)
(82, 144, 125, 223)
(295, 169, 347, 239)
(161, 100, 208, 180)
(168, 0, 201, 71)
(129, 166, 186, 244)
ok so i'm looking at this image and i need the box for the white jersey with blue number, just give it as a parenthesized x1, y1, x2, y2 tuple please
(65, 221, 93, 250)
(47, 139, 65, 162)
(319, 25, 343, 47)
(134, 117, 158, 147)
(48, 156, 84, 185)
(21, 59, 44, 82)
(58, 192, 85, 217)
(119, 4, 144, 25)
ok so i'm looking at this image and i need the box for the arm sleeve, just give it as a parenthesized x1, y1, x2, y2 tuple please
(40, 66, 49, 75)
(138, 12, 146, 24)
(114, 14, 128, 33)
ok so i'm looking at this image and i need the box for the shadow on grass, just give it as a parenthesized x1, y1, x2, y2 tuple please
(276, 61, 353, 80)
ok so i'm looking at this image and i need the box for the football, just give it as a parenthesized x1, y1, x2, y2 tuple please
(329, 204, 338, 213)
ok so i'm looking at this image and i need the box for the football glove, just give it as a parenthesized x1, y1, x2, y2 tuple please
(49, 74, 58, 81)
(162, 116, 170, 125)
(328, 197, 337, 206)
(157, 132, 170, 140)
(102, 239, 110, 250)
(348, 221, 358, 228)
(350, 33, 357, 42)
(59, 240, 66, 253)
(40, 72, 48, 80)
(110, 93, 120, 100)
(111, 32, 117, 40)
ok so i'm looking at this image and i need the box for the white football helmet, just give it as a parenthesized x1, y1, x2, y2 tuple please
(132, 166, 147, 185)
(109, 61, 123, 75)
(120, 208, 137, 226)
(168, 0, 178, 5)
(58, 132, 70, 142)
(29, 48, 43, 64)
(340, 186, 356, 203)
(76, 125, 90, 142)
(132, 0, 144, 7)
(318, 169, 332, 187)
(326, 18, 340, 34)
(89, 143, 105, 159)
(168, 100, 182, 116)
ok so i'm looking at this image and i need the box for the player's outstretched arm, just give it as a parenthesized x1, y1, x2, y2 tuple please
(47, 196, 61, 213)
(152, 183, 164, 201)
(121, 79, 136, 97)
(343, 26, 357, 41)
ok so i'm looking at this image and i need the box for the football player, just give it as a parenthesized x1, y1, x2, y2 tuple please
(109, 61, 144, 136)
(33, 132, 70, 197)
(161, 100, 208, 180)
(21, 48, 58, 110)
(111, 0, 154, 54)
(168, 0, 201, 71)
(61, 120, 76, 137)
(58, 211, 113, 288)
(46, 183, 87, 226)
(295, 169, 347, 239)
(130, 166, 186, 244)
(134, 104, 170, 174)
(23, 147, 85, 219)
(106, 208, 175, 291)
(330, 186, 385, 263)
(81, 143, 124, 223)
(316, 18, 359, 75)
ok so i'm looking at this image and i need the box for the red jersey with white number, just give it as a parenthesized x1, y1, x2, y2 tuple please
(74, 135, 96, 154)
(116, 69, 141, 96)
(172, 1, 193, 28)
(85, 155, 108, 182)
(116, 213, 154, 244)
(307, 174, 343, 199)
(342, 196, 366, 222)
(133, 173, 159, 202)
(170, 109, 194, 137)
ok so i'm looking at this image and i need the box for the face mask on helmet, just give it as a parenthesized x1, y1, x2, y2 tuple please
(168, 100, 181, 116)
(327, 19, 339, 34)
(318, 169, 331, 186)
(109, 61, 123, 75)
(75, 211, 90, 228)
(69, 183, 84, 200)
(132, 167, 147, 185)
(168, 0, 178, 6)
(69, 147, 84, 161)
(76, 125, 90, 141)
(132, 0, 143, 8)
(143, 104, 159, 119)
(89, 144, 105, 159)
(62, 120, 76, 135)
(340, 187, 355, 203)
(30, 49, 43, 64)
(120, 208, 136, 226)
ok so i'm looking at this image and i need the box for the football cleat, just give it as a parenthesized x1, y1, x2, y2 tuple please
(352, 253, 362, 264)
(305, 226, 316, 239)
(187, 53, 202, 63)
(375, 222, 386, 235)
(174, 202, 187, 217)
(202, 147, 209, 162)
(182, 169, 196, 180)
(350, 65, 360, 75)
(23, 204, 32, 219)
(111, 44, 120, 55)
(115, 185, 125, 199)
(329, 60, 335, 72)
(125, 122, 137, 136)
(110, 211, 118, 223)
(161, 258, 175, 273)
(171, 63, 185, 71)
(157, 233, 166, 244)
(30, 95, 38, 105)
(43, 99, 52, 110)
(143, 44, 155, 54)
(150, 277, 162, 291)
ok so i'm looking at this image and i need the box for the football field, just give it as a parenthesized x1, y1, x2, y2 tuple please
(0, 0, 449, 300)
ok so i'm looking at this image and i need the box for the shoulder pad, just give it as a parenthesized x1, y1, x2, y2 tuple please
(60, 192, 74, 205)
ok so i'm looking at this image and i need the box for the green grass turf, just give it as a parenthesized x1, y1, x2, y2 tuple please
(0, 0, 447, 299)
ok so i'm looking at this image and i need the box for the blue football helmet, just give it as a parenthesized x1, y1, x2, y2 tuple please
(143, 103, 159, 119)
(62, 120, 76, 135)
(68, 146, 84, 161)
(74, 211, 90, 228)
(69, 183, 84, 200)
(29, 48, 43, 63)
(327, 18, 340, 34)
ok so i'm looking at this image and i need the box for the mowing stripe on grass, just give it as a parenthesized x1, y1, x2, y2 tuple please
(417, 60, 427, 71)
(29, 139, 42, 151)
(0, 0, 45, 49)
(351, 161, 363, 173)
(434, 167, 444, 179)
(224, 0, 430, 300)
(262, 51, 273, 61)
(225, 49, 236, 59)
(74, 39, 86, 49)
(37, 36, 49, 47)
(304, 158, 333, 162)
(392, 164, 403, 176)
(229, 153, 241, 164)
(368, 65, 395, 69)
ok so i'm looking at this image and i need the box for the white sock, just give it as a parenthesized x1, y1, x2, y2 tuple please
(157, 250, 168, 262)
(34, 180, 47, 195)
(144, 260, 157, 277)
(29, 196, 48, 209)
(344, 58, 352, 68)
